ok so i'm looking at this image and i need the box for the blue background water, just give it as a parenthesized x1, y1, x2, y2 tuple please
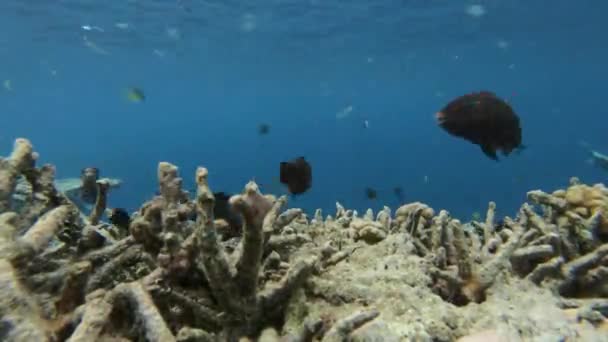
(1, 0, 606, 220)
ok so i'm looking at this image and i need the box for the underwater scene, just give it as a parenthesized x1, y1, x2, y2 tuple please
(1, 0, 607, 341)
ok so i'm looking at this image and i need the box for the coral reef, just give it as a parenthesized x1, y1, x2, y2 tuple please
(1, 138, 607, 342)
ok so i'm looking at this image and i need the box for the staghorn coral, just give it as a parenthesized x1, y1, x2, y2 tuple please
(515, 178, 608, 298)
(0, 138, 355, 341)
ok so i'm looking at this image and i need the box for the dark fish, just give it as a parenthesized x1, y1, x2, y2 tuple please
(280, 157, 312, 195)
(365, 187, 377, 200)
(436, 91, 523, 160)
(213, 192, 242, 235)
(108, 208, 131, 230)
(393, 186, 405, 203)
(258, 123, 270, 135)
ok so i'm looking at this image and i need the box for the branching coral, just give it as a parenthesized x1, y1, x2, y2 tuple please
(518, 178, 608, 298)
(0, 138, 355, 341)
(2, 138, 607, 341)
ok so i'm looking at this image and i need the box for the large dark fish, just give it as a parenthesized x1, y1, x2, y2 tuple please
(436, 91, 523, 160)
(280, 157, 312, 195)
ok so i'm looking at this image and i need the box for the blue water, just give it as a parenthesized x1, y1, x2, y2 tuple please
(1, 0, 606, 220)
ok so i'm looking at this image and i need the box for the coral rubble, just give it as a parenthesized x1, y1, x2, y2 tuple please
(1, 138, 607, 342)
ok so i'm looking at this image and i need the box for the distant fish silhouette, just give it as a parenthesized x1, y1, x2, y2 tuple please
(280, 157, 312, 195)
(258, 123, 270, 135)
(393, 186, 405, 204)
(365, 187, 377, 200)
(436, 91, 524, 160)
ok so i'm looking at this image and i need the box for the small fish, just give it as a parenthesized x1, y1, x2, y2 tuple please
(125, 87, 145, 103)
(589, 150, 608, 171)
(365, 187, 377, 200)
(393, 186, 405, 203)
(81, 25, 104, 32)
(280, 157, 312, 195)
(3, 80, 12, 91)
(108, 208, 131, 230)
(213, 192, 243, 237)
(363, 120, 369, 129)
(436, 91, 524, 160)
(80, 167, 99, 204)
(258, 123, 270, 135)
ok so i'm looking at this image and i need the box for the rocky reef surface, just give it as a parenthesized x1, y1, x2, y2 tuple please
(0, 138, 607, 342)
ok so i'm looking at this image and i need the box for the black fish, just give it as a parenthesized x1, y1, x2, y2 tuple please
(213, 192, 243, 235)
(365, 187, 377, 200)
(393, 186, 405, 203)
(258, 124, 270, 135)
(280, 157, 312, 195)
(436, 91, 523, 160)
(108, 208, 131, 230)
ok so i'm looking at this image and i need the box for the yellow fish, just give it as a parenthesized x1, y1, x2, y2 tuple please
(125, 87, 145, 103)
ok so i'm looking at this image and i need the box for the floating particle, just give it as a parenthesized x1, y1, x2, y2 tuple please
(497, 40, 510, 50)
(3, 80, 12, 91)
(466, 4, 486, 17)
(83, 36, 109, 55)
(240, 13, 257, 32)
(320, 82, 332, 97)
(336, 105, 354, 120)
(115, 22, 130, 30)
(166, 27, 181, 40)
(81, 25, 104, 32)
(153, 49, 166, 58)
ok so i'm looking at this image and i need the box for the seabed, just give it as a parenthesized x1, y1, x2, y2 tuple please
(1, 138, 607, 342)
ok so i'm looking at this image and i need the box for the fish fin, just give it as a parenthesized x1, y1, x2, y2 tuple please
(480, 144, 499, 161)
